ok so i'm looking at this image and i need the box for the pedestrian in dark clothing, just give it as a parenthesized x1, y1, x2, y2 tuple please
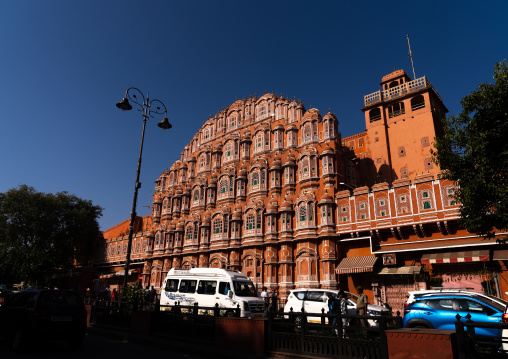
(327, 293, 340, 335)
(270, 289, 278, 314)
(145, 286, 150, 303)
(149, 286, 156, 303)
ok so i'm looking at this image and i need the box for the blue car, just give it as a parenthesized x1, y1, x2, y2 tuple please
(403, 292, 508, 340)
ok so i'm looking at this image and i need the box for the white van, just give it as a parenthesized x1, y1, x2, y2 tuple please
(160, 268, 266, 318)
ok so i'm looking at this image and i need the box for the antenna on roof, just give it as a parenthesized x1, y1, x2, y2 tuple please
(406, 34, 416, 79)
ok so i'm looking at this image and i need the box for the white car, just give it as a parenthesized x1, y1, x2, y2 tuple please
(284, 288, 390, 327)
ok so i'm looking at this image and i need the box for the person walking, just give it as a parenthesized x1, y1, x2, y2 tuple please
(260, 286, 269, 310)
(270, 289, 278, 315)
(338, 291, 348, 337)
(327, 293, 340, 335)
(356, 286, 368, 330)
(149, 285, 157, 303)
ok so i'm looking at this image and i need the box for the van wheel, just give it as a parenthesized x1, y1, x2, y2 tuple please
(12, 329, 25, 352)
(225, 310, 235, 317)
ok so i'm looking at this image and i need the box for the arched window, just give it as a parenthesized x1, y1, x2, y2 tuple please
(246, 213, 255, 230)
(303, 123, 312, 143)
(186, 225, 194, 241)
(252, 172, 259, 186)
(220, 178, 228, 194)
(411, 95, 425, 111)
(424, 201, 431, 209)
(388, 102, 405, 118)
(369, 108, 381, 122)
(213, 218, 223, 234)
(300, 206, 307, 222)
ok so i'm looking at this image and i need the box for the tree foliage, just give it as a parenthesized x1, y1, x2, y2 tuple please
(0, 185, 103, 286)
(432, 61, 508, 239)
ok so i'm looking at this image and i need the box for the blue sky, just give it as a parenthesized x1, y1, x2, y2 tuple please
(1, 1, 506, 231)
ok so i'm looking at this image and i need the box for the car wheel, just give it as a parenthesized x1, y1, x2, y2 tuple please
(11, 329, 25, 352)
(412, 324, 429, 329)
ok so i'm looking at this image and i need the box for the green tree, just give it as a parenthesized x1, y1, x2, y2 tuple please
(0, 185, 103, 286)
(432, 61, 508, 239)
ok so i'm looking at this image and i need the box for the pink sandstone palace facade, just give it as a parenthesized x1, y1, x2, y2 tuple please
(95, 70, 508, 314)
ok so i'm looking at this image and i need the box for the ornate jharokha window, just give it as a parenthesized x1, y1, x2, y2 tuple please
(251, 171, 260, 190)
(289, 107, 296, 123)
(323, 119, 335, 139)
(213, 218, 223, 235)
(297, 202, 315, 228)
(257, 105, 266, 120)
(276, 105, 285, 120)
(254, 133, 263, 153)
(246, 212, 255, 232)
(321, 205, 333, 225)
(219, 177, 228, 197)
(228, 114, 236, 129)
(185, 225, 194, 243)
(303, 123, 312, 143)
(223, 141, 233, 162)
(281, 212, 291, 230)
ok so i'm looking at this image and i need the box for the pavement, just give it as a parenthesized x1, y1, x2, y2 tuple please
(86, 324, 268, 359)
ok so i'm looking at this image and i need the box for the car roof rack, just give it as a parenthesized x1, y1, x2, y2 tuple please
(430, 287, 474, 291)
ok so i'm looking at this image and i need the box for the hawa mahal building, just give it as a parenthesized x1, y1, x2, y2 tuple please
(95, 69, 508, 314)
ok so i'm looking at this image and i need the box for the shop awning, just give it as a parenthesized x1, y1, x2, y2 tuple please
(99, 269, 136, 279)
(421, 250, 490, 264)
(493, 250, 508, 260)
(378, 266, 421, 275)
(336, 256, 378, 274)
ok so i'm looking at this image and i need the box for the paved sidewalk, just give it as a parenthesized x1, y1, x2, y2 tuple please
(87, 324, 268, 359)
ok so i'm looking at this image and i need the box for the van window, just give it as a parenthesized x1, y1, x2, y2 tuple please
(233, 281, 257, 297)
(197, 280, 217, 295)
(179, 280, 197, 293)
(165, 279, 179, 292)
(218, 282, 231, 295)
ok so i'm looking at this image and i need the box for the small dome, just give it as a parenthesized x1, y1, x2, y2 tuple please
(322, 145, 334, 155)
(319, 193, 334, 204)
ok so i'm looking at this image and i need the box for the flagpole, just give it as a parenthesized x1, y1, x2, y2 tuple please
(407, 34, 416, 79)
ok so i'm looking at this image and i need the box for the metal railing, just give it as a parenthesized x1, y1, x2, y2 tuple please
(267, 308, 403, 359)
(455, 313, 508, 359)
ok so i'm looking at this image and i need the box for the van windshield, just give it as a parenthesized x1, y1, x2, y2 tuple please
(233, 281, 257, 297)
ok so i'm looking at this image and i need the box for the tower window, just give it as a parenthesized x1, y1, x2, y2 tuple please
(388, 102, 405, 118)
(369, 108, 381, 122)
(411, 95, 425, 111)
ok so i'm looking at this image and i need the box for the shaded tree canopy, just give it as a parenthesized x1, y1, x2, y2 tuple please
(0, 185, 103, 286)
(432, 61, 508, 239)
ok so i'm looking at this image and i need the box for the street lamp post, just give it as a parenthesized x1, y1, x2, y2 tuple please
(116, 87, 172, 297)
